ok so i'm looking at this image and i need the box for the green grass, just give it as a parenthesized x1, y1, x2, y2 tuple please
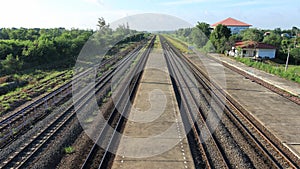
(64, 146, 75, 154)
(153, 35, 162, 49)
(102, 97, 108, 103)
(107, 91, 112, 97)
(92, 110, 99, 115)
(163, 35, 191, 54)
(12, 128, 18, 135)
(165, 34, 300, 84)
(84, 117, 94, 123)
(0, 69, 73, 115)
(235, 57, 300, 83)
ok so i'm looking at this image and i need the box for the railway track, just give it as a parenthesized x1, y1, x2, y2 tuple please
(3, 34, 298, 169)
(161, 35, 300, 168)
(80, 35, 156, 169)
(162, 36, 230, 168)
(0, 45, 141, 148)
(0, 39, 150, 169)
(169, 36, 300, 105)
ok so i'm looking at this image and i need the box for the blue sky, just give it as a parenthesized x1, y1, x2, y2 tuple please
(0, 0, 299, 30)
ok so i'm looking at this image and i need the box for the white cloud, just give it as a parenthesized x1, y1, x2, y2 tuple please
(0, 0, 45, 28)
(83, 0, 104, 6)
(225, 1, 264, 7)
(160, 0, 208, 6)
(225, 0, 285, 8)
(0, 0, 297, 30)
(110, 13, 192, 31)
(0, 0, 141, 29)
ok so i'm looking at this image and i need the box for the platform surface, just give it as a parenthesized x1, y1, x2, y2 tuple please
(111, 48, 195, 169)
(191, 53, 300, 157)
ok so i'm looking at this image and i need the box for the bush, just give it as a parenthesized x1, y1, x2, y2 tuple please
(234, 57, 300, 84)
(1, 54, 23, 74)
(64, 146, 75, 154)
(0, 80, 28, 95)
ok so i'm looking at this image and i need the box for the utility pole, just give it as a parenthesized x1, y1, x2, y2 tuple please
(285, 47, 290, 71)
(294, 29, 298, 48)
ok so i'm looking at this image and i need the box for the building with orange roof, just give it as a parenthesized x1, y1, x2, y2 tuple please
(211, 17, 252, 34)
(229, 41, 276, 59)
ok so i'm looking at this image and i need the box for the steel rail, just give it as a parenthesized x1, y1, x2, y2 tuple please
(161, 36, 230, 169)
(165, 35, 300, 168)
(0, 42, 146, 169)
(80, 36, 155, 169)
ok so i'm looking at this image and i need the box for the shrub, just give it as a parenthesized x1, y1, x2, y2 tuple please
(64, 146, 75, 154)
(234, 57, 300, 84)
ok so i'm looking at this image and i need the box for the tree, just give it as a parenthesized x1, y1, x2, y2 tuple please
(176, 28, 192, 42)
(240, 28, 263, 42)
(1, 54, 23, 73)
(176, 28, 192, 38)
(292, 26, 299, 36)
(212, 24, 231, 39)
(0, 41, 13, 60)
(202, 41, 215, 53)
(274, 28, 282, 35)
(210, 24, 231, 53)
(97, 17, 109, 30)
(196, 22, 211, 37)
(115, 24, 130, 35)
(281, 39, 292, 53)
(263, 32, 282, 48)
(0, 28, 9, 39)
(228, 36, 237, 49)
(190, 27, 208, 48)
(290, 47, 300, 64)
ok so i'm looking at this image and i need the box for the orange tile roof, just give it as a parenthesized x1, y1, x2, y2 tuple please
(211, 17, 252, 27)
(235, 41, 276, 49)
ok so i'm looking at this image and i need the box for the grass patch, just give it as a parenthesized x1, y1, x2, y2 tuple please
(0, 69, 73, 115)
(163, 35, 191, 54)
(12, 128, 18, 135)
(102, 97, 108, 103)
(107, 91, 112, 97)
(163, 34, 300, 84)
(84, 117, 94, 123)
(235, 57, 300, 83)
(153, 35, 162, 49)
(64, 146, 75, 154)
(92, 110, 99, 115)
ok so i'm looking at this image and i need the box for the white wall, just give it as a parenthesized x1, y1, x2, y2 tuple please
(235, 48, 276, 58)
(257, 49, 276, 59)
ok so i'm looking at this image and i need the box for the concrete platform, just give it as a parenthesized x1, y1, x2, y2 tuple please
(189, 53, 300, 158)
(210, 53, 300, 97)
(111, 48, 195, 169)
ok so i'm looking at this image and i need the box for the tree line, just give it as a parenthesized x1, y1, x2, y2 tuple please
(175, 23, 300, 64)
(0, 18, 149, 75)
(0, 28, 93, 74)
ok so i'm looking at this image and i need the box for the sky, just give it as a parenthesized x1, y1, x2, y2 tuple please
(0, 0, 299, 30)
